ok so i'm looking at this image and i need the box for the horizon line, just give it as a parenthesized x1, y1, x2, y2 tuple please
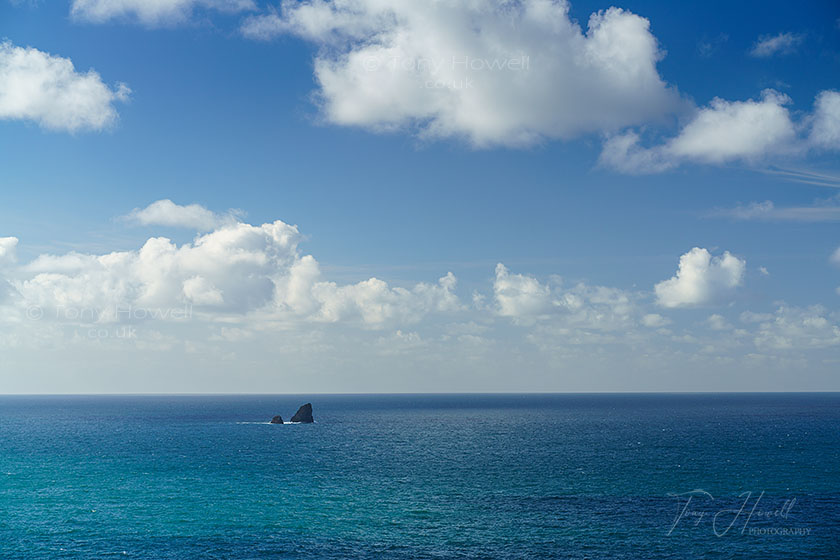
(2, 390, 839, 397)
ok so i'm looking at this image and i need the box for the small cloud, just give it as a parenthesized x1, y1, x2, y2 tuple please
(759, 267, 770, 276)
(122, 200, 242, 231)
(749, 32, 804, 58)
(655, 248, 746, 308)
(697, 33, 728, 58)
(0, 237, 19, 266)
(711, 200, 775, 220)
(641, 313, 671, 328)
(831, 247, 840, 266)
(706, 314, 732, 331)
(0, 40, 129, 132)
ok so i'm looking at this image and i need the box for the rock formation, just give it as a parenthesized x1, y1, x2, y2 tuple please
(270, 415, 284, 424)
(290, 403, 314, 423)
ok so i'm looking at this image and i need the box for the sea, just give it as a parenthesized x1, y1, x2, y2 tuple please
(1, 393, 838, 559)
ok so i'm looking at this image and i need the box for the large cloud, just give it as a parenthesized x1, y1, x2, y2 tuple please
(0, 41, 130, 132)
(601, 90, 840, 173)
(242, 0, 681, 147)
(5, 206, 459, 327)
(655, 248, 745, 308)
(4, 207, 840, 391)
(71, 0, 256, 25)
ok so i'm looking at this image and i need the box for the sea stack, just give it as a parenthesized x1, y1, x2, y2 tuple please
(270, 415, 284, 424)
(290, 403, 314, 423)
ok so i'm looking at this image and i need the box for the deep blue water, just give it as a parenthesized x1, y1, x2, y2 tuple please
(1, 393, 838, 559)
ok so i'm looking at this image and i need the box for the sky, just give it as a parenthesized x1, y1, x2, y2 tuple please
(0, 0, 839, 393)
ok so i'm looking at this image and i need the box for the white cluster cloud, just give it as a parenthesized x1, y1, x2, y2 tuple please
(601, 90, 797, 172)
(749, 32, 804, 58)
(492, 263, 638, 331)
(277, 256, 460, 324)
(493, 263, 551, 319)
(601, 90, 840, 173)
(655, 247, 745, 308)
(242, 0, 681, 147)
(4, 204, 840, 390)
(5, 202, 460, 327)
(0, 41, 130, 132)
(123, 199, 241, 231)
(71, 0, 255, 25)
(750, 306, 840, 350)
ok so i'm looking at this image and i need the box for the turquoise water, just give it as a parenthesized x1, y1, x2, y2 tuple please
(1, 394, 838, 558)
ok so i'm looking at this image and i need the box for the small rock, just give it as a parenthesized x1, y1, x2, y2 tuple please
(270, 415, 284, 424)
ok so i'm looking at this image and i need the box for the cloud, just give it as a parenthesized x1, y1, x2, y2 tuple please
(0, 237, 18, 266)
(123, 199, 241, 231)
(601, 89, 798, 172)
(749, 32, 804, 58)
(809, 91, 840, 150)
(752, 305, 840, 350)
(493, 263, 551, 319)
(602, 90, 840, 173)
(655, 248, 745, 308)
(697, 33, 728, 58)
(279, 258, 461, 325)
(710, 196, 840, 222)
(641, 313, 670, 328)
(5, 209, 840, 391)
(831, 247, 840, 266)
(242, 0, 682, 147)
(759, 166, 840, 188)
(0, 41, 130, 132)
(706, 314, 732, 331)
(70, 0, 256, 25)
(5, 207, 460, 327)
(492, 263, 639, 334)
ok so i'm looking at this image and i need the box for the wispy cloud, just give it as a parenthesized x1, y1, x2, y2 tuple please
(749, 32, 804, 58)
(697, 33, 728, 58)
(761, 167, 840, 189)
(70, 0, 255, 26)
(709, 194, 840, 222)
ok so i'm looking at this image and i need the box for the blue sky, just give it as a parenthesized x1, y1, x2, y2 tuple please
(0, 0, 839, 393)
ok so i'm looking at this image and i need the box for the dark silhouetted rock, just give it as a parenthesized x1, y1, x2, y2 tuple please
(270, 415, 284, 424)
(290, 403, 314, 423)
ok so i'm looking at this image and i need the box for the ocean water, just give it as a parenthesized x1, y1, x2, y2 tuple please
(1, 393, 838, 559)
